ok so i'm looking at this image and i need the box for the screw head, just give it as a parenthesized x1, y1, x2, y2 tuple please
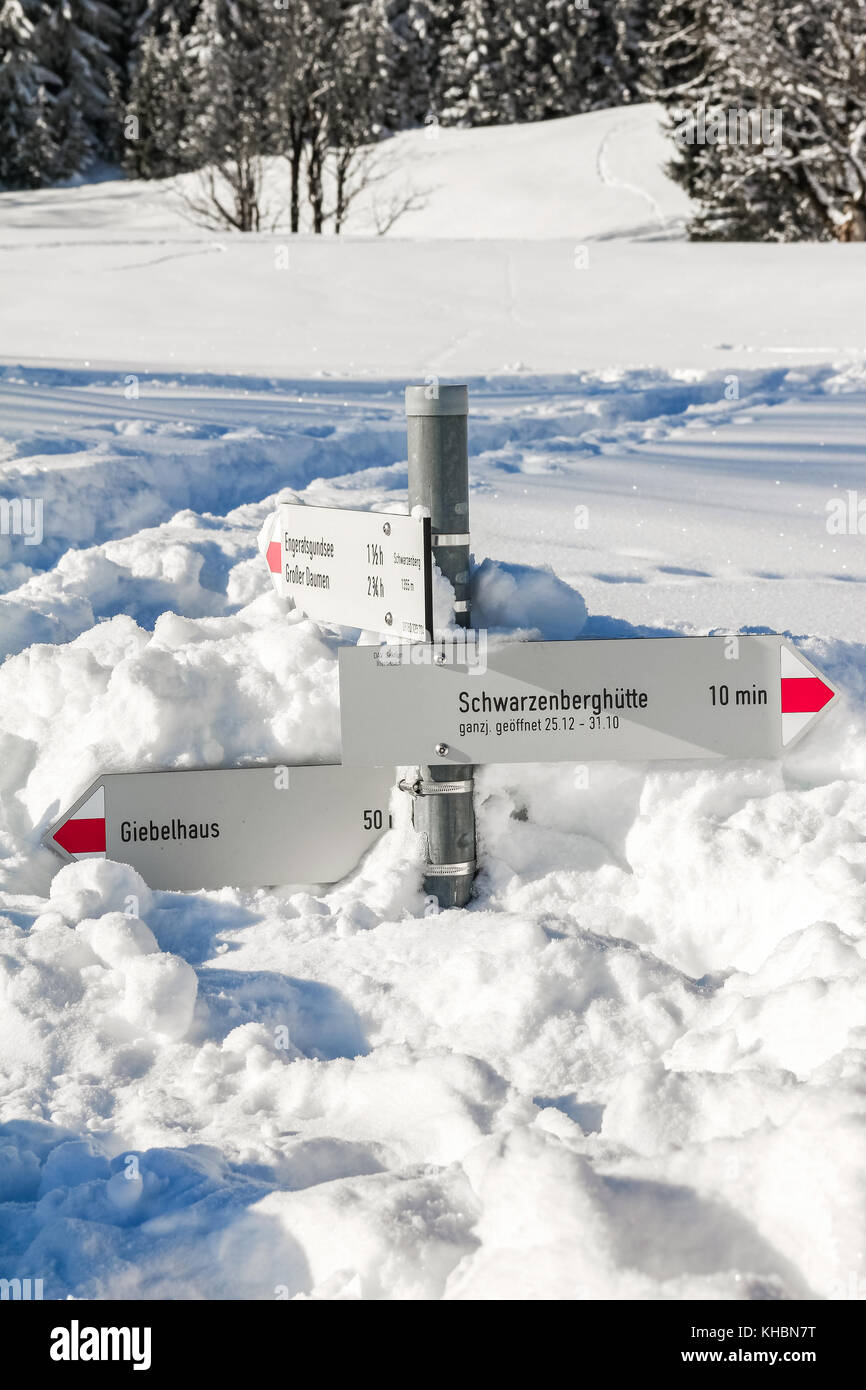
(384, 611, 393, 626)
(383, 522, 391, 536)
(435, 742, 449, 756)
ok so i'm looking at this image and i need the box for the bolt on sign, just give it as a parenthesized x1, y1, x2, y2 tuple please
(261, 502, 433, 639)
(338, 635, 837, 767)
(45, 766, 395, 891)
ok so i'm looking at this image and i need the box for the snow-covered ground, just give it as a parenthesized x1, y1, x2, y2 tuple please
(2, 103, 864, 378)
(1, 106, 865, 1302)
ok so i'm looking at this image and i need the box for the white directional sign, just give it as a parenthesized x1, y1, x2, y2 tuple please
(262, 503, 432, 639)
(45, 765, 395, 890)
(338, 636, 837, 767)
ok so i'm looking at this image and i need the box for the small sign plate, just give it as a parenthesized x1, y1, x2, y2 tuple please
(262, 503, 432, 639)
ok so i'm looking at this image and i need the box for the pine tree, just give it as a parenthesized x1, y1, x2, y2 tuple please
(642, 0, 716, 100)
(123, 2, 208, 177)
(326, 0, 391, 231)
(269, 0, 345, 233)
(612, 0, 659, 102)
(178, 0, 282, 231)
(0, 0, 54, 187)
(384, 0, 461, 130)
(644, 0, 866, 241)
(437, 0, 626, 127)
(723, 0, 866, 241)
(124, 17, 195, 177)
(131, 0, 202, 40)
(641, 0, 724, 210)
(35, 0, 122, 178)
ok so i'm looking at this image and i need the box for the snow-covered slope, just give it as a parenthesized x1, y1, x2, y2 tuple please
(2, 103, 863, 377)
(0, 106, 865, 1303)
(0, 103, 689, 243)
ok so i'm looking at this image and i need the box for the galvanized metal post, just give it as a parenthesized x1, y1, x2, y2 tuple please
(405, 383, 476, 908)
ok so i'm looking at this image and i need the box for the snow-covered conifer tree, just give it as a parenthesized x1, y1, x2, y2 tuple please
(0, 0, 54, 186)
(124, 16, 196, 177)
(438, 0, 629, 127)
(384, 0, 461, 130)
(35, 0, 121, 178)
(645, 0, 866, 241)
(177, 0, 283, 231)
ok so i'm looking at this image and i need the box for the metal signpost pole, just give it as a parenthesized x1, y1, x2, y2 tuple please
(405, 384, 477, 908)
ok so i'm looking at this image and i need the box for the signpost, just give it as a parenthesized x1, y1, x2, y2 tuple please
(261, 502, 432, 639)
(338, 635, 837, 768)
(405, 384, 476, 908)
(43, 380, 842, 906)
(45, 765, 394, 891)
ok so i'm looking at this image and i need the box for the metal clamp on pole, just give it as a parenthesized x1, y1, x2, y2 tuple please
(405, 383, 477, 909)
(398, 776, 473, 797)
(424, 860, 477, 877)
(432, 533, 471, 548)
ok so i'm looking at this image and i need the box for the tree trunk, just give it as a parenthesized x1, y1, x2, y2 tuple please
(307, 146, 324, 234)
(289, 140, 303, 234)
(234, 158, 260, 233)
(334, 149, 353, 234)
(335, 163, 345, 234)
(837, 202, 866, 241)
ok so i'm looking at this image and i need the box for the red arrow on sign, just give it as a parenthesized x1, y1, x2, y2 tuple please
(781, 647, 837, 744)
(49, 786, 106, 860)
(781, 676, 834, 714)
(266, 541, 281, 574)
(53, 817, 106, 853)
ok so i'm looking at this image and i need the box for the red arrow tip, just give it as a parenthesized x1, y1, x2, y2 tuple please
(781, 677, 834, 715)
(54, 818, 106, 855)
(266, 541, 281, 574)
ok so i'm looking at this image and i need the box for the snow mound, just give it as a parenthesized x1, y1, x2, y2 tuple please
(472, 557, 588, 638)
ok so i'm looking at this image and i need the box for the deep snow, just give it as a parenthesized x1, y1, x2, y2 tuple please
(0, 106, 865, 1303)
